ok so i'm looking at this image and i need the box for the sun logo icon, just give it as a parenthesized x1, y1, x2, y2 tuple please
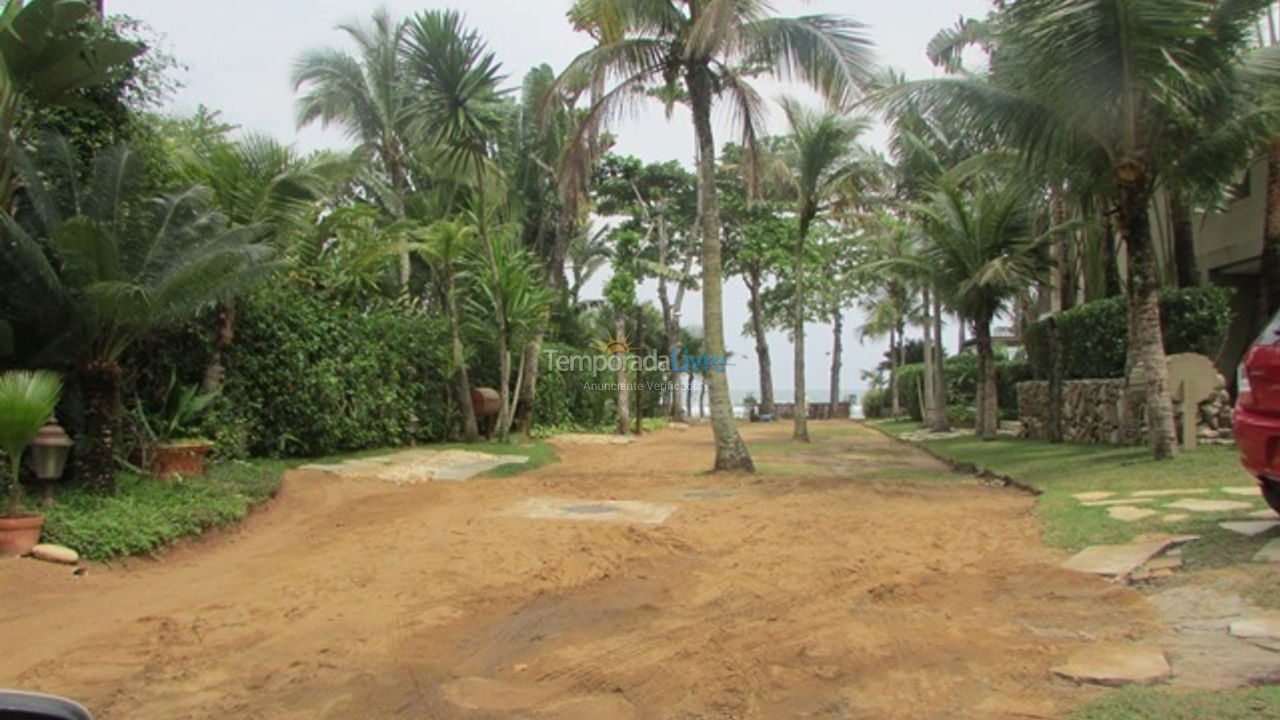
(591, 332, 643, 355)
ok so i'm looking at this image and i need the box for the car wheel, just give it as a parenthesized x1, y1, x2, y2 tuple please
(1263, 479, 1280, 516)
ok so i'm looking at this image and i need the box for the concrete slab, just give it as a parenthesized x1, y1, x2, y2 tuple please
(1222, 486, 1262, 497)
(1109, 506, 1158, 522)
(1132, 488, 1210, 498)
(1166, 499, 1256, 513)
(1218, 521, 1280, 537)
(1254, 538, 1280, 563)
(1061, 537, 1197, 579)
(1073, 491, 1116, 502)
(1051, 645, 1171, 687)
(506, 497, 676, 525)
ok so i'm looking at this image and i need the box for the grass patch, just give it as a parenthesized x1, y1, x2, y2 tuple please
(1066, 686, 1280, 719)
(867, 421, 1276, 565)
(42, 459, 288, 562)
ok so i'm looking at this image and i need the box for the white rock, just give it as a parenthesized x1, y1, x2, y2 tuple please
(29, 543, 79, 564)
(1218, 521, 1280, 537)
(1166, 499, 1255, 513)
(1109, 506, 1158, 522)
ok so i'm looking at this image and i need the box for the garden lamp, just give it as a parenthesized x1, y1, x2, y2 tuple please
(29, 414, 73, 506)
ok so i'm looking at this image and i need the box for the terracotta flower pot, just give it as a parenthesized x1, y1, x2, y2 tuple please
(149, 441, 215, 479)
(0, 514, 45, 556)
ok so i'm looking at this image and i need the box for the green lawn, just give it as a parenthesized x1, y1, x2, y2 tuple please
(867, 420, 1274, 568)
(1067, 686, 1280, 720)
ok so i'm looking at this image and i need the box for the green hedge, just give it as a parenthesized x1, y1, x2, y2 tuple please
(861, 387, 889, 419)
(1024, 287, 1233, 380)
(898, 354, 1029, 422)
(222, 288, 454, 457)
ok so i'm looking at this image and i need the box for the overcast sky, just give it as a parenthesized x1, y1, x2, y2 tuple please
(111, 0, 994, 404)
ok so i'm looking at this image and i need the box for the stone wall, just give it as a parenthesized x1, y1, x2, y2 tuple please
(1017, 378, 1234, 446)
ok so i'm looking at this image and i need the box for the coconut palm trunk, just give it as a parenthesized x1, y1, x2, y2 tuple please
(888, 326, 901, 417)
(1170, 190, 1199, 289)
(930, 292, 950, 431)
(1118, 177, 1178, 459)
(686, 65, 754, 471)
(829, 309, 843, 412)
(447, 273, 480, 442)
(793, 212, 812, 442)
(746, 268, 775, 418)
(614, 311, 631, 435)
(922, 289, 937, 427)
(973, 316, 998, 441)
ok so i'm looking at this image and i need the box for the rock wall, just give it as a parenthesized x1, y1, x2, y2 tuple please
(1017, 378, 1234, 446)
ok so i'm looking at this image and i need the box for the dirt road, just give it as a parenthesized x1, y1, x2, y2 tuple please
(1, 422, 1156, 719)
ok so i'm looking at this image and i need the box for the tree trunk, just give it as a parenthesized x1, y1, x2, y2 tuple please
(793, 213, 812, 443)
(1047, 317, 1064, 443)
(1170, 190, 1199, 289)
(974, 318, 998, 441)
(829, 310, 843, 412)
(1118, 176, 1178, 460)
(888, 326, 901, 417)
(1052, 190, 1075, 311)
(746, 269, 775, 417)
(699, 376, 706, 418)
(80, 359, 121, 494)
(685, 64, 754, 471)
(614, 311, 630, 435)
(922, 289, 936, 427)
(929, 292, 950, 431)
(634, 308, 644, 435)
(200, 301, 237, 394)
(1102, 207, 1123, 298)
(1260, 138, 1280, 319)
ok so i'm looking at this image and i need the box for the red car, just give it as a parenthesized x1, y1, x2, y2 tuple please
(1233, 318, 1280, 516)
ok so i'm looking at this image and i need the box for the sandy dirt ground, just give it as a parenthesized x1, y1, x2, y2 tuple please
(1, 422, 1159, 720)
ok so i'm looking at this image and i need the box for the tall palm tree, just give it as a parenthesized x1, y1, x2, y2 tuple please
(776, 98, 871, 441)
(559, 0, 877, 471)
(292, 8, 415, 288)
(1, 140, 274, 491)
(885, 0, 1280, 459)
(917, 176, 1050, 440)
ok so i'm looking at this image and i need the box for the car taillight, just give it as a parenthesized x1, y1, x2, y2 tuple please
(1239, 361, 1254, 409)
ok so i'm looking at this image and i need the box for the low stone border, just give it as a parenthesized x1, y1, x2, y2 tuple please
(860, 422, 1043, 497)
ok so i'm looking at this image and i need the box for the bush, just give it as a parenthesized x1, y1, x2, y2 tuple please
(861, 387, 889, 419)
(224, 288, 454, 457)
(896, 355, 1029, 422)
(42, 460, 286, 561)
(1024, 286, 1234, 380)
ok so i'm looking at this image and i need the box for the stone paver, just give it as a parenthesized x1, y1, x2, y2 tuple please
(1166, 499, 1255, 513)
(1222, 486, 1262, 497)
(1254, 538, 1280, 563)
(1073, 491, 1115, 502)
(1082, 498, 1152, 507)
(1061, 536, 1197, 579)
(1108, 506, 1158, 522)
(1218, 521, 1280, 537)
(506, 497, 676, 525)
(1132, 489, 1210, 498)
(1229, 616, 1280, 641)
(1248, 509, 1279, 519)
(1161, 514, 1190, 523)
(1051, 644, 1171, 687)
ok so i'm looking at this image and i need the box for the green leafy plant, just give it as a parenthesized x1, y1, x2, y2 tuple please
(0, 370, 63, 516)
(136, 372, 219, 445)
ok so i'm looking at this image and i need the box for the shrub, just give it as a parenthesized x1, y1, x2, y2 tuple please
(896, 355, 1029, 422)
(1024, 286, 1233, 380)
(861, 387, 888, 419)
(224, 288, 454, 457)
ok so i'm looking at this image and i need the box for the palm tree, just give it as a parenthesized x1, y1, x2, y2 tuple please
(0, 139, 274, 492)
(567, 225, 613, 308)
(776, 98, 871, 441)
(559, 0, 878, 471)
(885, 0, 1280, 458)
(0, 370, 63, 517)
(916, 176, 1049, 440)
(415, 219, 482, 441)
(292, 8, 415, 289)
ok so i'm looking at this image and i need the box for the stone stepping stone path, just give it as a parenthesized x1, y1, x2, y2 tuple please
(1248, 509, 1278, 519)
(1132, 488, 1210, 498)
(1109, 506, 1158, 522)
(505, 497, 676, 525)
(1165, 498, 1256, 513)
(1218, 520, 1280, 537)
(1083, 498, 1152, 507)
(1051, 644, 1171, 687)
(1060, 535, 1198, 580)
(1229, 616, 1280, 652)
(1072, 491, 1115, 502)
(1222, 486, 1263, 496)
(1160, 514, 1190, 523)
(299, 449, 529, 484)
(1254, 538, 1280, 563)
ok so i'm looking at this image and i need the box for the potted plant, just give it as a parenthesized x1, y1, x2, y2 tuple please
(0, 370, 63, 556)
(137, 374, 218, 479)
